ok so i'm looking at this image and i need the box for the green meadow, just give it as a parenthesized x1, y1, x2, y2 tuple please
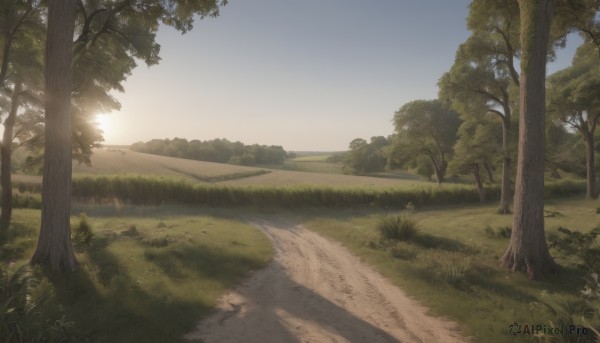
(3, 151, 600, 342)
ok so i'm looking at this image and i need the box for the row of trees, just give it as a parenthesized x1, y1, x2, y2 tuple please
(0, 0, 227, 271)
(344, 0, 600, 279)
(130, 138, 288, 165)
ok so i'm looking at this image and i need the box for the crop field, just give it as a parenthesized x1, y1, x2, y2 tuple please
(219, 168, 426, 187)
(71, 149, 269, 182)
(288, 155, 331, 162)
(11, 148, 427, 188)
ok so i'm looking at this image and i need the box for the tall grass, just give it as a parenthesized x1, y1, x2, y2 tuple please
(69, 175, 496, 207)
(4, 176, 588, 209)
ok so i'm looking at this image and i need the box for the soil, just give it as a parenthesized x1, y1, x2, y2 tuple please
(185, 217, 468, 343)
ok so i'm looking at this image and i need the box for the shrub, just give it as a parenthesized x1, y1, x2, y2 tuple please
(0, 265, 77, 342)
(388, 242, 418, 260)
(548, 226, 600, 271)
(435, 259, 471, 289)
(121, 225, 140, 237)
(533, 273, 600, 343)
(377, 215, 419, 241)
(73, 213, 94, 247)
(484, 225, 512, 239)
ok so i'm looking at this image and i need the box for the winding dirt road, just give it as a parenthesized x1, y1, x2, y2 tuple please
(185, 218, 468, 343)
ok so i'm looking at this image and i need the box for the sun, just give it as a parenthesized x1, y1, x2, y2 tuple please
(95, 113, 111, 134)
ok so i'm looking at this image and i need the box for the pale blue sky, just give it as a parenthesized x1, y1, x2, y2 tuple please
(104, 0, 580, 151)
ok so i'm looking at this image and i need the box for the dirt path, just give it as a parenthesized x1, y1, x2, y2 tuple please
(185, 218, 467, 343)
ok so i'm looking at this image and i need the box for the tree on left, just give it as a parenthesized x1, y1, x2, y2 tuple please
(30, 0, 226, 271)
(0, 1, 44, 233)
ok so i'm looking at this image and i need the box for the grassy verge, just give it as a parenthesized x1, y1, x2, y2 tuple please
(0, 208, 273, 342)
(301, 198, 600, 342)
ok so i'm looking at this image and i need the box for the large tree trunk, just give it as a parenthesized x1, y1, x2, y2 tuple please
(0, 82, 22, 230)
(30, 0, 78, 272)
(501, 0, 557, 280)
(584, 134, 597, 199)
(434, 163, 446, 185)
(499, 118, 512, 214)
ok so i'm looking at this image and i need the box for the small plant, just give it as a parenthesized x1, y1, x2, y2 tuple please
(435, 258, 472, 290)
(544, 209, 561, 218)
(483, 225, 511, 239)
(73, 213, 94, 247)
(0, 265, 77, 342)
(388, 242, 418, 260)
(377, 215, 419, 241)
(122, 225, 139, 237)
(404, 201, 416, 213)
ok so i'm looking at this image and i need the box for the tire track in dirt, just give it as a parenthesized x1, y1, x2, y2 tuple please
(185, 218, 468, 342)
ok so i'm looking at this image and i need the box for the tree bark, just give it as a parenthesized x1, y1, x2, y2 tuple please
(499, 117, 512, 214)
(484, 160, 494, 184)
(584, 134, 597, 199)
(474, 164, 485, 203)
(30, 0, 78, 272)
(0, 82, 22, 230)
(501, 0, 557, 280)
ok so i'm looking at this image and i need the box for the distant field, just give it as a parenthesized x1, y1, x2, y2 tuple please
(14, 149, 430, 188)
(219, 168, 427, 187)
(72, 149, 268, 183)
(289, 155, 331, 162)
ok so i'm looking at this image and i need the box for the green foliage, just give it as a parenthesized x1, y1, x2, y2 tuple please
(73, 213, 94, 248)
(388, 242, 418, 260)
(532, 270, 600, 342)
(343, 136, 390, 175)
(431, 255, 472, 290)
(388, 100, 460, 184)
(377, 215, 419, 241)
(484, 225, 512, 239)
(121, 225, 140, 237)
(67, 175, 591, 209)
(0, 264, 77, 342)
(130, 138, 288, 166)
(549, 226, 600, 271)
(1, 210, 273, 342)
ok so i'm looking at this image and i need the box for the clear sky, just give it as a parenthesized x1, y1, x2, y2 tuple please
(102, 0, 581, 151)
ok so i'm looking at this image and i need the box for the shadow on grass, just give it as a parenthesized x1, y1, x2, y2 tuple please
(144, 244, 266, 282)
(0, 221, 38, 261)
(412, 233, 475, 253)
(45, 235, 255, 342)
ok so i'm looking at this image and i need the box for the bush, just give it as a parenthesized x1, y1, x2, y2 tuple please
(533, 274, 600, 342)
(121, 225, 140, 237)
(73, 213, 94, 247)
(548, 226, 600, 271)
(0, 265, 77, 342)
(377, 215, 419, 241)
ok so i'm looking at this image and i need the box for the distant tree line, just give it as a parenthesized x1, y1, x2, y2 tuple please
(130, 138, 288, 166)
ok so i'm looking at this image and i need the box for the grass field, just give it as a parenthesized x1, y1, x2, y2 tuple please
(300, 197, 600, 342)
(0, 208, 273, 342)
(5, 148, 599, 342)
(11, 149, 429, 188)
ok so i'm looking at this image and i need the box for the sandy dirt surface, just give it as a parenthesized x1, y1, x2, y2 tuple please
(185, 218, 468, 343)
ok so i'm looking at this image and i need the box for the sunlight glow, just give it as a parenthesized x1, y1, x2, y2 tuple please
(95, 113, 111, 134)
